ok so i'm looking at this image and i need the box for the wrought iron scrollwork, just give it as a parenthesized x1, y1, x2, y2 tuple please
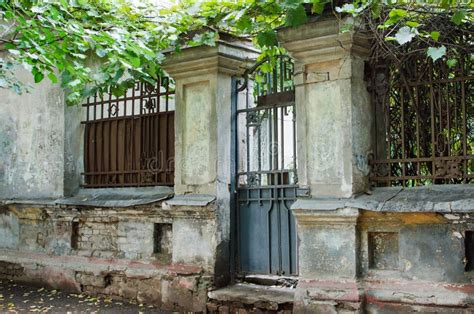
(369, 46, 473, 186)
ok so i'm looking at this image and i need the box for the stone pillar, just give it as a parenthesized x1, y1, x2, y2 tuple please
(278, 17, 372, 312)
(163, 38, 258, 285)
(278, 17, 372, 198)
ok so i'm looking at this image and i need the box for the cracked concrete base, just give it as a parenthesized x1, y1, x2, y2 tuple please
(207, 283, 295, 312)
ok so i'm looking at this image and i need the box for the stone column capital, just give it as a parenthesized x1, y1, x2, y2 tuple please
(277, 16, 370, 66)
(162, 39, 259, 80)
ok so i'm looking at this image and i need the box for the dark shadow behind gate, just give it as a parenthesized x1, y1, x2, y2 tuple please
(231, 56, 299, 277)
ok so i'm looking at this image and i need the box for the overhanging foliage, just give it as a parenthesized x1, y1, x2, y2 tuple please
(0, 0, 472, 105)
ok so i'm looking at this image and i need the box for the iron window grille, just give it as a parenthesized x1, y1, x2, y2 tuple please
(81, 78, 175, 188)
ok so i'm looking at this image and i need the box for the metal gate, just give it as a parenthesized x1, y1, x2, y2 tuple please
(231, 55, 299, 276)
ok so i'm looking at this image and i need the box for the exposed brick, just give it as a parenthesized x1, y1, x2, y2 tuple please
(0, 261, 24, 277)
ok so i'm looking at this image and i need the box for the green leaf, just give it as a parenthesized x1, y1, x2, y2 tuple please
(96, 48, 107, 58)
(311, 0, 327, 14)
(47, 72, 58, 83)
(3, 11, 14, 19)
(111, 84, 126, 97)
(430, 31, 440, 41)
(406, 21, 420, 28)
(4, 43, 16, 50)
(34, 72, 44, 83)
(451, 10, 466, 25)
(256, 30, 277, 47)
(127, 55, 141, 67)
(389, 9, 407, 18)
(370, 1, 381, 18)
(66, 92, 81, 105)
(394, 26, 416, 45)
(72, 53, 87, 59)
(255, 74, 264, 84)
(68, 79, 82, 87)
(427, 46, 447, 62)
(447, 59, 457, 68)
(286, 5, 307, 27)
(9, 49, 21, 56)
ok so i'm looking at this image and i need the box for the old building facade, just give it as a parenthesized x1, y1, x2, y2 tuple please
(0, 16, 473, 313)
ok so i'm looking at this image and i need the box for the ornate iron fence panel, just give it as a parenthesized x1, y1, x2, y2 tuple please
(82, 78, 175, 188)
(369, 52, 474, 187)
(232, 55, 298, 276)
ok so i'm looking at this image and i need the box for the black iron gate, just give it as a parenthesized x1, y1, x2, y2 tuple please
(231, 56, 299, 276)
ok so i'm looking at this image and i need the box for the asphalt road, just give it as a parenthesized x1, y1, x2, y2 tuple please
(0, 280, 168, 313)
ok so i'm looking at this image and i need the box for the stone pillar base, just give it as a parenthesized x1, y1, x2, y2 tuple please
(294, 279, 361, 313)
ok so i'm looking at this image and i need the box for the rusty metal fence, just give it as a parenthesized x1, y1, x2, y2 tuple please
(82, 78, 175, 188)
(370, 54, 473, 186)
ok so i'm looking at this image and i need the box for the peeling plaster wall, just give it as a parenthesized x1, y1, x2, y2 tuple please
(0, 68, 65, 199)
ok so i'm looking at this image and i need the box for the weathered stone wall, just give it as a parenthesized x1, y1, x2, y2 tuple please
(0, 201, 219, 311)
(359, 211, 473, 283)
(0, 67, 85, 199)
(291, 208, 474, 313)
(0, 68, 65, 199)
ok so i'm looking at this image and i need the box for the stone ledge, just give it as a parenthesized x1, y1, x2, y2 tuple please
(56, 187, 174, 208)
(352, 185, 474, 212)
(364, 280, 474, 307)
(161, 194, 217, 220)
(293, 207, 359, 226)
(0, 199, 57, 206)
(165, 194, 216, 207)
(291, 185, 474, 213)
(208, 283, 295, 306)
(0, 249, 202, 277)
(296, 279, 474, 308)
(1, 186, 174, 208)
